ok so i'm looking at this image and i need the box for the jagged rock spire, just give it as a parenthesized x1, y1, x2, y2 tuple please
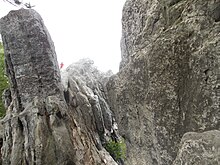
(0, 9, 117, 165)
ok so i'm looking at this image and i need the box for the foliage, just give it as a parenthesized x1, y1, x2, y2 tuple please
(3, 0, 35, 8)
(105, 138, 126, 162)
(0, 42, 8, 117)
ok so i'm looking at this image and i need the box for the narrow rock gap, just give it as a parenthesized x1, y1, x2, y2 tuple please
(64, 90, 70, 104)
(0, 137, 2, 164)
(56, 111, 62, 119)
(212, 4, 220, 22)
(1, 36, 23, 111)
(6, 53, 23, 111)
(18, 117, 25, 164)
(169, 0, 182, 7)
(18, 117, 24, 132)
(204, 69, 210, 83)
(33, 148, 36, 165)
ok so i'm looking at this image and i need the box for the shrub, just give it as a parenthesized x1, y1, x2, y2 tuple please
(105, 138, 126, 162)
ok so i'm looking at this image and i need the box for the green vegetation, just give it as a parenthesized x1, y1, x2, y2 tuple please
(105, 138, 126, 162)
(0, 42, 8, 117)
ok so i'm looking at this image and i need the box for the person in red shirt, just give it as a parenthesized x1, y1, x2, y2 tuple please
(60, 62, 64, 69)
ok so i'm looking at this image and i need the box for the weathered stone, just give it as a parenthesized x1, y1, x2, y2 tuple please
(62, 59, 117, 135)
(2, 89, 11, 110)
(61, 59, 122, 163)
(0, 9, 74, 164)
(107, 0, 220, 164)
(173, 130, 220, 165)
(0, 9, 117, 165)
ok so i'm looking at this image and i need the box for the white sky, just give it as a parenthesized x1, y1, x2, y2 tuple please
(0, 0, 126, 73)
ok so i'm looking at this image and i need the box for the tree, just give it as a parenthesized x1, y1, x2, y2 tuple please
(3, 0, 35, 8)
(0, 42, 8, 117)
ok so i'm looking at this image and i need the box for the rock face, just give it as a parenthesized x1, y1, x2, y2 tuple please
(107, 0, 220, 164)
(173, 130, 220, 165)
(1, 1, 220, 164)
(62, 59, 115, 135)
(0, 9, 117, 165)
(61, 59, 120, 155)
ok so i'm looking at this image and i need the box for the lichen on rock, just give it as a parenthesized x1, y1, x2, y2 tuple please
(107, 0, 220, 164)
(173, 130, 220, 165)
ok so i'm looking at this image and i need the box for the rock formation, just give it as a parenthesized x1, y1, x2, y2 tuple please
(0, 9, 117, 165)
(0, 0, 220, 164)
(60, 59, 122, 162)
(107, 0, 220, 164)
(173, 130, 220, 165)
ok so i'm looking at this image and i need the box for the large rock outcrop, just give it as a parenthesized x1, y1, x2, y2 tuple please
(0, 9, 117, 165)
(61, 59, 122, 163)
(61, 59, 116, 139)
(107, 0, 220, 164)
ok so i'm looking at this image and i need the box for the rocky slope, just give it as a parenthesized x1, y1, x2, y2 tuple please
(107, 0, 220, 164)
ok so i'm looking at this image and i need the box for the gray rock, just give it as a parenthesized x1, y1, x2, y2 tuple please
(0, 9, 73, 164)
(173, 130, 220, 165)
(0, 9, 117, 165)
(0, 122, 3, 165)
(2, 89, 11, 110)
(62, 59, 119, 146)
(1, 1, 219, 164)
(107, 0, 220, 164)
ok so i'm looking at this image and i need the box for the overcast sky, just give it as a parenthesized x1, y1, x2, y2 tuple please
(0, 0, 126, 73)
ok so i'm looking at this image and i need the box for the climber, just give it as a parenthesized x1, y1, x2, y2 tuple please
(60, 62, 64, 69)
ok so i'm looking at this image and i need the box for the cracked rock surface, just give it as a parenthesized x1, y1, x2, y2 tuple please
(0, 9, 117, 165)
(61, 59, 120, 151)
(173, 130, 220, 165)
(107, 0, 220, 164)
